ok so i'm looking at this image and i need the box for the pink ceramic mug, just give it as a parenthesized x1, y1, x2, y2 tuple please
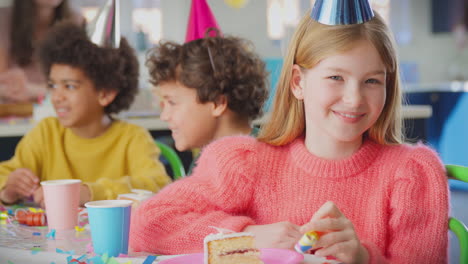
(41, 179, 81, 230)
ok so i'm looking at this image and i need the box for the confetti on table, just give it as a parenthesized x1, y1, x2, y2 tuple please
(142, 255, 157, 264)
(86, 242, 93, 253)
(32, 232, 41, 236)
(87, 256, 104, 264)
(46, 229, 56, 240)
(28, 207, 44, 213)
(31, 247, 42, 255)
(56, 248, 75, 255)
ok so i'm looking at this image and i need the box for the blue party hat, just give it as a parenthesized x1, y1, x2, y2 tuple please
(311, 0, 374, 25)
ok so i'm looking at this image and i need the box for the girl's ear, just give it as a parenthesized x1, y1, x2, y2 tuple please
(98, 89, 118, 107)
(211, 95, 228, 117)
(290, 64, 305, 100)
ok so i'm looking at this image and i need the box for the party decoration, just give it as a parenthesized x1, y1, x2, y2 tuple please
(86, 0, 120, 47)
(185, 0, 222, 42)
(15, 209, 46, 226)
(46, 229, 56, 240)
(56, 248, 75, 255)
(224, 0, 249, 9)
(294, 231, 321, 253)
(311, 0, 374, 25)
(142, 255, 157, 264)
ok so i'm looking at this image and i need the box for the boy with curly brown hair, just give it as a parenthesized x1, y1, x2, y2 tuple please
(148, 33, 269, 175)
(0, 22, 171, 207)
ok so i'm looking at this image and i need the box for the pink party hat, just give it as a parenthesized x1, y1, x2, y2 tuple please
(185, 0, 222, 42)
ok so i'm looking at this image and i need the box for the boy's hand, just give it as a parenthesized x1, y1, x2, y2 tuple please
(0, 168, 39, 204)
(33, 186, 45, 208)
(243, 221, 302, 249)
(300, 201, 369, 264)
(79, 184, 91, 206)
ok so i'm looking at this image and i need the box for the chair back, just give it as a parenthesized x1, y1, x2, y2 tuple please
(156, 141, 186, 180)
(446, 164, 468, 264)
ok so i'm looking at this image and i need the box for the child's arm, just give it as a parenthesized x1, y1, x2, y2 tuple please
(129, 136, 258, 255)
(0, 121, 45, 204)
(83, 127, 171, 201)
(365, 146, 448, 264)
(0, 168, 39, 204)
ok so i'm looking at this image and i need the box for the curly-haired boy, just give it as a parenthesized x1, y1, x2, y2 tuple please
(0, 22, 171, 207)
(148, 33, 269, 174)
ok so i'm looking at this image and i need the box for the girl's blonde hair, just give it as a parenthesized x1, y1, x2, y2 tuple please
(258, 11, 403, 146)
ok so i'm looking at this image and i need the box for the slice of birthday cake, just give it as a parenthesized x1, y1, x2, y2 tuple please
(204, 231, 263, 264)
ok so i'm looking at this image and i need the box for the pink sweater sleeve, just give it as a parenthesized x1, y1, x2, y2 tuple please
(364, 145, 449, 264)
(129, 136, 258, 254)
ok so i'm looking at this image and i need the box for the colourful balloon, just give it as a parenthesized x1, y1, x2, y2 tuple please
(224, 0, 249, 9)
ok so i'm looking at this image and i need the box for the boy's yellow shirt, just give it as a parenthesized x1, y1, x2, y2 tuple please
(0, 117, 171, 201)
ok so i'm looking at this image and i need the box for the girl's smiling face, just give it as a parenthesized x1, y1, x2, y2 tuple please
(293, 39, 387, 148)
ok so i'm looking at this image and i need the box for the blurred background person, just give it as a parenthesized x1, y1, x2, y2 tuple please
(0, 0, 84, 103)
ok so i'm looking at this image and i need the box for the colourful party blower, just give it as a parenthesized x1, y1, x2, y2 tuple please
(85, 200, 132, 257)
(185, 0, 222, 42)
(295, 231, 321, 253)
(311, 0, 374, 25)
(41, 179, 81, 230)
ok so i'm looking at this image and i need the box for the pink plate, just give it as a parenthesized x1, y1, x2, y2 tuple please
(159, 248, 304, 264)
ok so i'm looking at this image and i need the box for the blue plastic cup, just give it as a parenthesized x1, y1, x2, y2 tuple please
(85, 200, 133, 257)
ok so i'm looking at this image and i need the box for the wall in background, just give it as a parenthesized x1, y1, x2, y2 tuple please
(161, 0, 461, 84)
(396, 0, 463, 84)
(0, 0, 462, 84)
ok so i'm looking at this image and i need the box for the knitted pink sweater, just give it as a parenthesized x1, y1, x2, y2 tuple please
(130, 136, 448, 263)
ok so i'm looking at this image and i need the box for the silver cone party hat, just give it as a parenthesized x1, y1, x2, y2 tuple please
(311, 0, 374, 25)
(86, 0, 120, 48)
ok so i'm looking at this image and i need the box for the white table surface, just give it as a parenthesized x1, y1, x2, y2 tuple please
(0, 218, 340, 264)
(0, 105, 432, 138)
(0, 248, 338, 264)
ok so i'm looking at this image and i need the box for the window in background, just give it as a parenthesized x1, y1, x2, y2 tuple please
(266, 0, 285, 40)
(76, 0, 162, 52)
(133, 0, 162, 51)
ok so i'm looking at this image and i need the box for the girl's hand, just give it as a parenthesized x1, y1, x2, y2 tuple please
(301, 201, 369, 264)
(0, 168, 39, 204)
(243, 221, 302, 249)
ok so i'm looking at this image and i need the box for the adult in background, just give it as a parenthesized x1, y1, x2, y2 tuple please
(0, 0, 84, 103)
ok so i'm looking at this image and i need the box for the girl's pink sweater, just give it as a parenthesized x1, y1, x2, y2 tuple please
(130, 136, 448, 263)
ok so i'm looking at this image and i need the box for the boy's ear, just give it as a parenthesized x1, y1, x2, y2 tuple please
(211, 95, 228, 117)
(97, 89, 118, 107)
(290, 64, 305, 100)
